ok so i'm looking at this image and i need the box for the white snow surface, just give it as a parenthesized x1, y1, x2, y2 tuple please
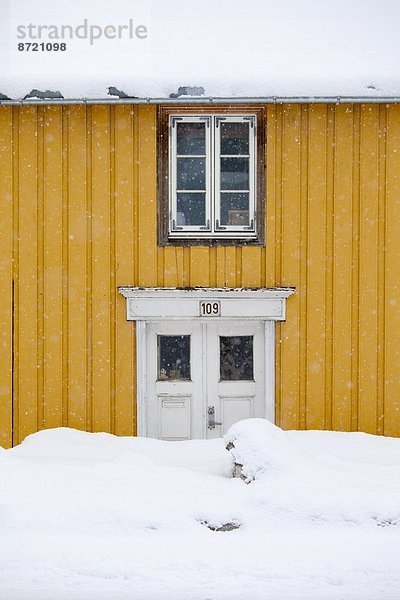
(1, 0, 400, 100)
(1, 420, 400, 599)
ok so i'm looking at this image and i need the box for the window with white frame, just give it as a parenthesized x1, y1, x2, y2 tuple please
(164, 113, 261, 242)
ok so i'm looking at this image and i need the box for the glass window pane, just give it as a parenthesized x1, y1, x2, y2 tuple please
(220, 193, 249, 226)
(220, 336, 253, 381)
(158, 335, 190, 381)
(177, 157, 205, 190)
(220, 158, 249, 191)
(177, 122, 205, 155)
(220, 122, 249, 155)
(177, 193, 206, 226)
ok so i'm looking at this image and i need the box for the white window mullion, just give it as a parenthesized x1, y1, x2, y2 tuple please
(214, 115, 256, 234)
(214, 116, 222, 232)
(204, 117, 212, 231)
(248, 116, 256, 231)
(211, 115, 216, 234)
(169, 115, 211, 235)
(169, 117, 178, 232)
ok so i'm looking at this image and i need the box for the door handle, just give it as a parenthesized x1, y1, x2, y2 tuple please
(207, 406, 222, 429)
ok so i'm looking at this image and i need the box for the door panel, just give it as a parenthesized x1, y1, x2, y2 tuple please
(206, 321, 264, 439)
(147, 322, 203, 439)
(159, 395, 191, 439)
(220, 396, 255, 435)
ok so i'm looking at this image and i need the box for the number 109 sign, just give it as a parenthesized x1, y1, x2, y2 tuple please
(199, 301, 221, 316)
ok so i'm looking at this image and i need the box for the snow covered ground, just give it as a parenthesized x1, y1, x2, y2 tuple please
(1, 419, 400, 600)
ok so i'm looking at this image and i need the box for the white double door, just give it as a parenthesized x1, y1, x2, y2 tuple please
(146, 320, 267, 440)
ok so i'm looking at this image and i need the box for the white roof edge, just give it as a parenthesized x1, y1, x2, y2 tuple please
(118, 286, 296, 300)
(2, 96, 400, 106)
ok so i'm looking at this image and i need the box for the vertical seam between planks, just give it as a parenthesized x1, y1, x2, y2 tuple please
(131, 107, 136, 432)
(299, 105, 308, 429)
(275, 105, 283, 426)
(359, 104, 366, 432)
(11, 109, 17, 445)
(236, 246, 242, 286)
(331, 105, 338, 430)
(132, 107, 139, 431)
(261, 106, 269, 288)
(11, 279, 15, 446)
(352, 106, 360, 432)
(12, 108, 19, 444)
(62, 107, 69, 427)
(377, 105, 387, 435)
(86, 106, 93, 432)
(325, 105, 335, 430)
(133, 107, 139, 285)
(110, 106, 116, 434)
(37, 106, 44, 431)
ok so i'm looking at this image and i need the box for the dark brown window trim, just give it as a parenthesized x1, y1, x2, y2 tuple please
(157, 104, 266, 247)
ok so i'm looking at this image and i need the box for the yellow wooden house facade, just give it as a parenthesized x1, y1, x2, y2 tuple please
(1, 100, 399, 447)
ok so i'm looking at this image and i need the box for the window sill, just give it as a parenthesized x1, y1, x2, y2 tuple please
(159, 236, 265, 247)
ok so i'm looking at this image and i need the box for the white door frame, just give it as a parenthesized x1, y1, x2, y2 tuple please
(118, 287, 295, 437)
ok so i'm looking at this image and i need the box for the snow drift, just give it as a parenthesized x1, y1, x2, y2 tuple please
(225, 417, 307, 480)
(1, 421, 400, 599)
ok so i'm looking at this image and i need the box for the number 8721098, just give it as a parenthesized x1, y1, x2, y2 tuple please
(18, 42, 67, 51)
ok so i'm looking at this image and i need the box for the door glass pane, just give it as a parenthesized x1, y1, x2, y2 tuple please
(177, 193, 206, 226)
(158, 335, 191, 381)
(220, 158, 249, 191)
(177, 157, 205, 190)
(220, 122, 249, 155)
(220, 336, 253, 381)
(220, 193, 249, 226)
(177, 122, 206, 155)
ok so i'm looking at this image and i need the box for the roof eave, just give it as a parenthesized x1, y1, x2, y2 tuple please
(1, 95, 400, 106)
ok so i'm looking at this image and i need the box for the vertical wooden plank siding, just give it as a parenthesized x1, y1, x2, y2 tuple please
(43, 106, 64, 429)
(16, 107, 39, 444)
(241, 247, 262, 287)
(376, 106, 387, 436)
(91, 105, 112, 433)
(270, 105, 283, 426)
(384, 105, 400, 436)
(264, 105, 277, 288)
(332, 105, 354, 431)
(114, 105, 136, 435)
(67, 106, 88, 430)
(279, 105, 302, 429)
(305, 105, 327, 429)
(136, 106, 158, 286)
(358, 105, 380, 433)
(0, 108, 13, 447)
(350, 107, 361, 433)
(1, 102, 400, 447)
(323, 106, 335, 432)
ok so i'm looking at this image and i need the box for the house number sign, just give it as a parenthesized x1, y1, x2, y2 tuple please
(199, 301, 221, 316)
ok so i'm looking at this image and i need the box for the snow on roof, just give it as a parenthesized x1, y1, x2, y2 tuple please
(1, 0, 400, 102)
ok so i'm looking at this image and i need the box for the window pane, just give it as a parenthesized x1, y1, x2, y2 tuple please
(177, 122, 205, 155)
(177, 193, 206, 226)
(220, 193, 249, 226)
(158, 335, 190, 381)
(177, 157, 205, 190)
(220, 158, 249, 190)
(220, 336, 254, 381)
(220, 122, 249, 155)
